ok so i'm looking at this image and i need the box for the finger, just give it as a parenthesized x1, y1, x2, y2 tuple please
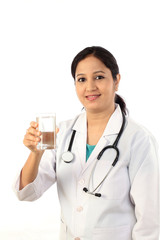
(27, 127, 41, 137)
(24, 133, 41, 142)
(23, 139, 38, 148)
(30, 121, 38, 129)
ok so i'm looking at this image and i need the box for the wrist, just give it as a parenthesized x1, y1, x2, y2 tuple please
(31, 150, 44, 159)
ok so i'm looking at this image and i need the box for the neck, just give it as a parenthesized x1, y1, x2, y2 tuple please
(87, 105, 115, 126)
(86, 104, 115, 145)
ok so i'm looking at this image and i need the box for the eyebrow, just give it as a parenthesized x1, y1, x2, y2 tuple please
(93, 71, 106, 74)
(76, 70, 106, 78)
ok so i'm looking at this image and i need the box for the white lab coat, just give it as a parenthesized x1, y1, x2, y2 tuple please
(14, 105, 160, 240)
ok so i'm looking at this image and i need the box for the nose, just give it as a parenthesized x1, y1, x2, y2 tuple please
(86, 79, 97, 92)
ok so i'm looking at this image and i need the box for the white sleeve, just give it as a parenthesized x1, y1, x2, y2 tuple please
(13, 150, 56, 201)
(129, 133, 160, 239)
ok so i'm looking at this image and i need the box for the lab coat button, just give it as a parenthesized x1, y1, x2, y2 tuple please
(76, 206, 83, 212)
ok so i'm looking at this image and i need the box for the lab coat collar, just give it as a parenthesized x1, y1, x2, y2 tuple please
(103, 104, 123, 136)
(72, 104, 123, 136)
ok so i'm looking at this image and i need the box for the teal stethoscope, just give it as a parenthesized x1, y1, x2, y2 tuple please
(61, 112, 126, 198)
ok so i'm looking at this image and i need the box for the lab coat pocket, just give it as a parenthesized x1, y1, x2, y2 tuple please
(59, 219, 67, 240)
(92, 225, 131, 240)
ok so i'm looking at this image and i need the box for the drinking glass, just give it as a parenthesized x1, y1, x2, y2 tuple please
(36, 113, 56, 150)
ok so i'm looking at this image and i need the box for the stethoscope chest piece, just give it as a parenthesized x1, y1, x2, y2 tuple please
(62, 151, 74, 163)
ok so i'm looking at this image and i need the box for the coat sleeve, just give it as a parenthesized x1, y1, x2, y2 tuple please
(13, 150, 56, 201)
(129, 132, 160, 239)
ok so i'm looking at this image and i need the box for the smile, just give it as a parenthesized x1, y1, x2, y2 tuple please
(86, 94, 101, 101)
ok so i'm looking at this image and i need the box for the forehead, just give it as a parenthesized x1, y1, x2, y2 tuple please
(75, 55, 108, 74)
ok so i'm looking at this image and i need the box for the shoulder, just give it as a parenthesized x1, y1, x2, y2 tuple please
(56, 112, 85, 148)
(57, 112, 85, 142)
(58, 112, 85, 131)
(125, 116, 157, 146)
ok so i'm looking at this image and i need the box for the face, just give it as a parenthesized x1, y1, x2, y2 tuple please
(75, 55, 120, 114)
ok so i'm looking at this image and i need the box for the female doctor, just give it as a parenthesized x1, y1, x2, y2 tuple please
(14, 46, 159, 240)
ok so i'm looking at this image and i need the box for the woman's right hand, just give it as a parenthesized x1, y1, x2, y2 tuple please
(23, 121, 42, 153)
(23, 122, 59, 153)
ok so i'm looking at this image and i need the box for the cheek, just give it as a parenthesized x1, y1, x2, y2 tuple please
(75, 86, 83, 98)
(101, 82, 115, 95)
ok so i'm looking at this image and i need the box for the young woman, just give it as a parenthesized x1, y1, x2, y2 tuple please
(14, 46, 159, 240)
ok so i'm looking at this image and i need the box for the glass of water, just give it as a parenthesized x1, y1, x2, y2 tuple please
(36, 113, 56, 150)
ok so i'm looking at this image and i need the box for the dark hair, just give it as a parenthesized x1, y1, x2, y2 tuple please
(71, 46, 127, 115)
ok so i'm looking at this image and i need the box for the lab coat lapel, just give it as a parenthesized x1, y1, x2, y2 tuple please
(72, 112, 87, 175)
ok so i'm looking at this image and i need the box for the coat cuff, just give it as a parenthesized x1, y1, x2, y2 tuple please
(13, 171, 41, 201)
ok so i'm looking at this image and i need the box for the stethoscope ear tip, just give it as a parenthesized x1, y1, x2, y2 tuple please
(83, 187, 88, 193)
(95, 193, 101, 197)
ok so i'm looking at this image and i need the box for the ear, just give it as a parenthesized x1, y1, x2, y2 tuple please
(114, 74, 121, 91)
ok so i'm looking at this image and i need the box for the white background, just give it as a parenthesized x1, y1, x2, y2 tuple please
(0, 0, 160, 239)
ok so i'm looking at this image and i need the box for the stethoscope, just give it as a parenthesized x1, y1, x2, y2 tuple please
(61, 112, 126, 198)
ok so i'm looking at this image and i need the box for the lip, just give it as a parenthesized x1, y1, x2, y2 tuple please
(85, 94, 101, 101)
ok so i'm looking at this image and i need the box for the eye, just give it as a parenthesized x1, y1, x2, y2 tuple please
(77, 77, 86, 82)
(95, 75, 104, 80)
